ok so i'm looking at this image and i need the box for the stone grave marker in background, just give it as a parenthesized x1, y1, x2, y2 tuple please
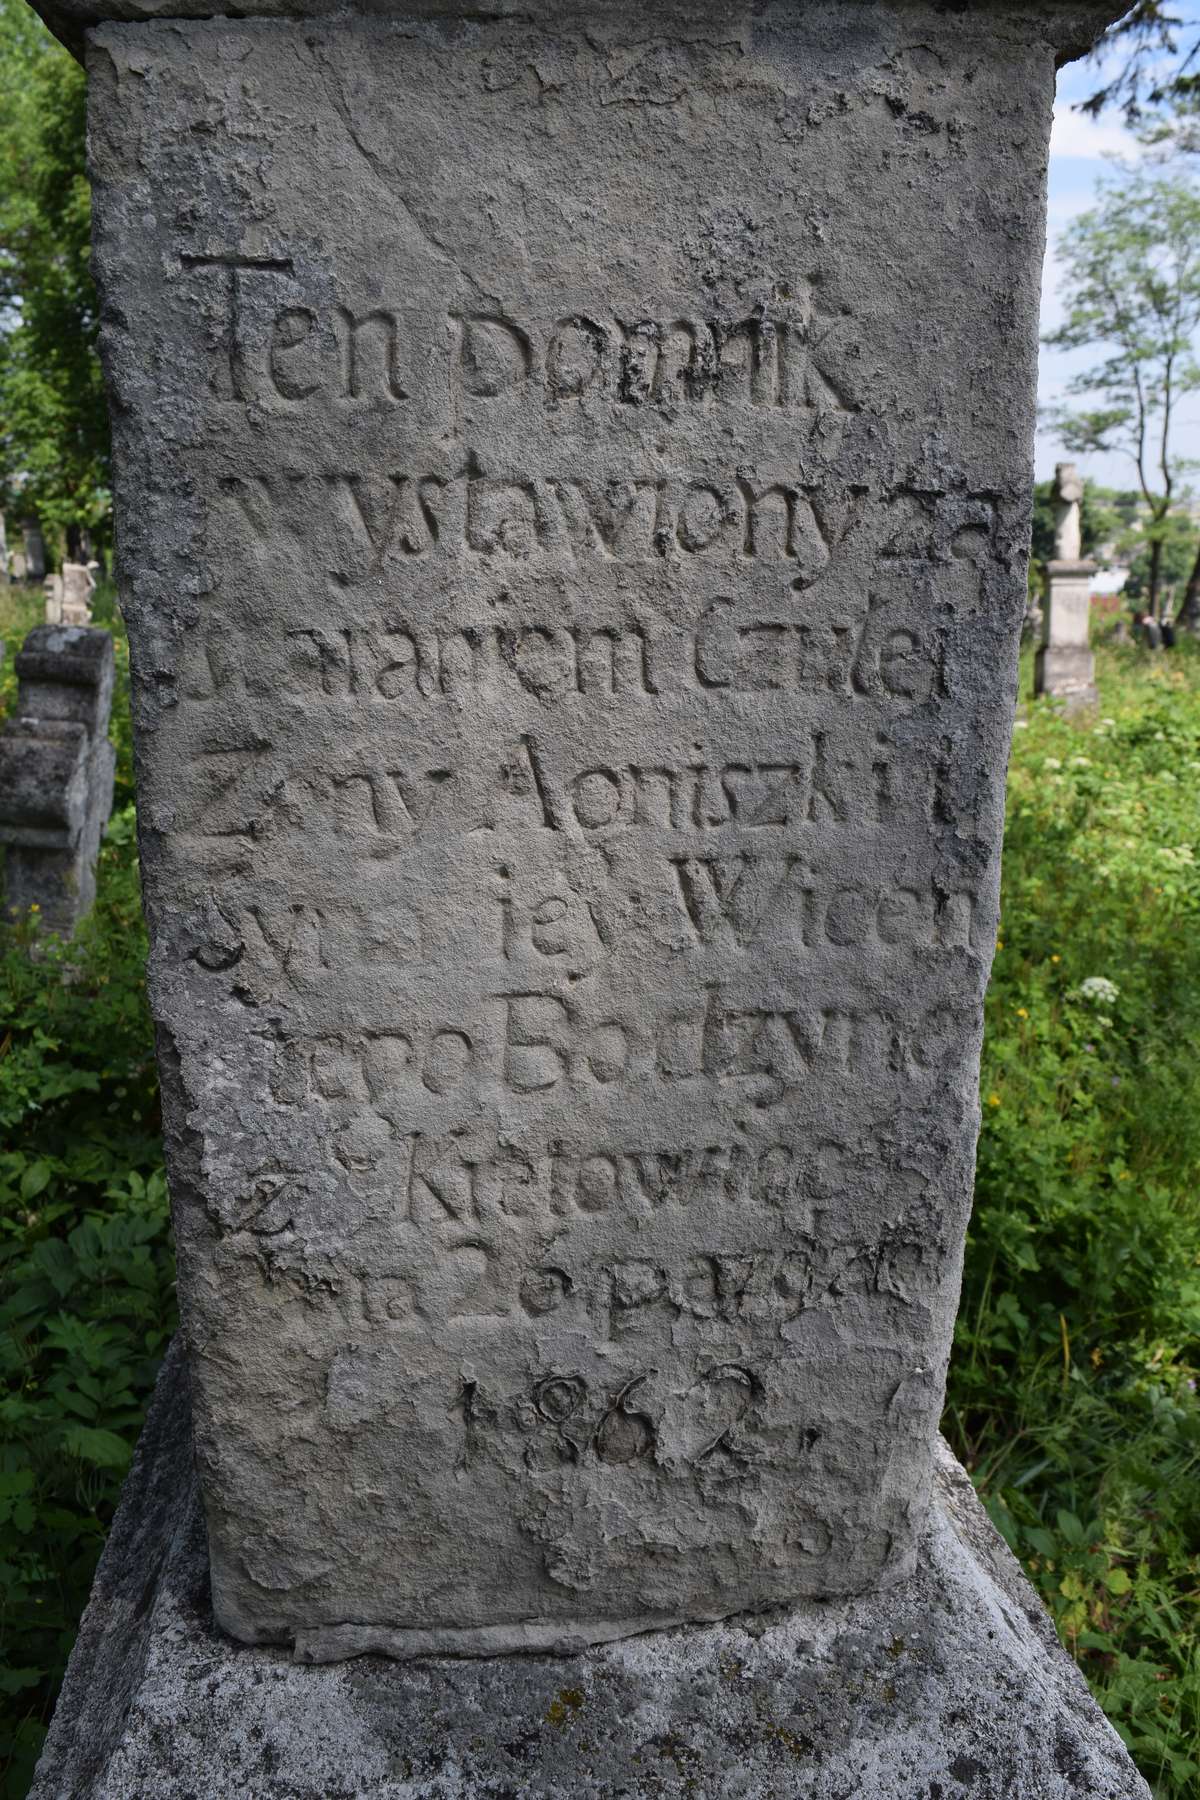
(61, 559, 97, 625)
(21, 521, 47, 583)
(0, 625, 115, 937)
(26, 0, 1150, 1792)
(1036, 460, 1098, 709)
(44, 572, 65, 624)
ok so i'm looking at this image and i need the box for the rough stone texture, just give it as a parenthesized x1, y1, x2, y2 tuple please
(0, 624, 115, 935)
(44, 573, 65, 624)
(49, 0, 1126, 1655)
(30, 1340, 1150, 1800)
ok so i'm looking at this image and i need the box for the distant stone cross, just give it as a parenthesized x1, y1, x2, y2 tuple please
(1052, 461, 1084, 563)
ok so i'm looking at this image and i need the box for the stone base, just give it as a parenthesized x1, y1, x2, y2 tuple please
(1035, 645, 1098, 711)
(31, 1343, 1149, 1800)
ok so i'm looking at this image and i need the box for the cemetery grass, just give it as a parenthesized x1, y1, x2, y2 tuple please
(0, 627, 1196, 1797)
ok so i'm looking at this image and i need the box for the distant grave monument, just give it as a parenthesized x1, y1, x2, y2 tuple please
(61, 559, 97, 625)
(43, 572, 64, 624)
(26, 0, 1148, 1793)
(1036, 461, 1098, 709)
(21, 520, 47, 584)
(0, 625, 115, 937)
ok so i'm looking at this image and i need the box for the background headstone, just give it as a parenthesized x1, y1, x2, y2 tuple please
(21, 520, 47, 583)
(0, 625, 116, 937)
(1036, 463, 1098, 709)
(44, 572, 65, 625)
(61, 559, 96, 625)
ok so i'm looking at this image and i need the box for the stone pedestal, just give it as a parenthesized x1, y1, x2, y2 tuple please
(30, 1341, 1149, 1800)
(1035, 560, 1098, 709)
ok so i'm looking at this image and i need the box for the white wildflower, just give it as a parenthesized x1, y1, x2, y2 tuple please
(1079, 977, 1119, 1006)
(1043, 756, 1063, 771)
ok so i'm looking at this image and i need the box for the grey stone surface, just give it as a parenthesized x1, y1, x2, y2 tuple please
(0, 624, 115, 935)
(52, 0, 1127, 1655)
(30, 1340, 1150, 1800)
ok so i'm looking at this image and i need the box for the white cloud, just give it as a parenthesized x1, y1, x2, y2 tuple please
(1049, 103, 1139, 163)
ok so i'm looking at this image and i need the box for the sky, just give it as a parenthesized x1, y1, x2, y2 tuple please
(1039, 4, 1200, 488)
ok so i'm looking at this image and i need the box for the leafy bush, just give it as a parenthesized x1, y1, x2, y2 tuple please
(0, 594, 172, 1797)
(946, 639, 1200, 1797)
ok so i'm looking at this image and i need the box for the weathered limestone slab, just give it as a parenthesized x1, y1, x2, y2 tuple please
(26, 0, 1125, 1656)
(30, 1342, 1151, 1800)
(44, 572, 65, 624)
(62, 559, 97, 625)
(0, 625, 115, 935)
(1036, 464, 1097, 708)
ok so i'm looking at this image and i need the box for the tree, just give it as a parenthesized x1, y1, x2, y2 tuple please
(0, 0, 109, 562)
(1044, 172, 1200, 619)
(1119, 504, 1198, 605)
(1082, 2, 1200, 126)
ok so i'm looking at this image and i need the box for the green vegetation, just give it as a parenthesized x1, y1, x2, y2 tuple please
(0, 621, 1196, 1795)
(0, 590, 172, 1798)
(946, 641, 1200, 1797)
(0, 0, 109, 560)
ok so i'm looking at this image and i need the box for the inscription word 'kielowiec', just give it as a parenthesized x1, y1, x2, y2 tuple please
(69, 0, 1087, 1661)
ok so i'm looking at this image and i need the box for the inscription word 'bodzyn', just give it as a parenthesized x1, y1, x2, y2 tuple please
(84, 0, 1073, 1660)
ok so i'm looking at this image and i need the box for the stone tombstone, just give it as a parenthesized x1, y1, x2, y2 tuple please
(61, 559, 97, 625)
(21, 521, 47, 583)
(28, 0, 1126, 1662)
(0, 625, 116, 937)
(44, 572, 65, 625)
(0, 510, 7, 583)
(9, 550, 27, 584)
(1036, 462, 1097, 709)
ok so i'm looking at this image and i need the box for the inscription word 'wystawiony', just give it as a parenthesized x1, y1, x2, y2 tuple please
(82, 0, 1045, 1661)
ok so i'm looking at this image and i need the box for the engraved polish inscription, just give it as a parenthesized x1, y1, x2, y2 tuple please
(107, 11, 1023, 1653)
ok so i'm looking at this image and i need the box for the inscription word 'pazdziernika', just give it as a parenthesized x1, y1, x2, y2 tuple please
(84, 2, 1044, 1660)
